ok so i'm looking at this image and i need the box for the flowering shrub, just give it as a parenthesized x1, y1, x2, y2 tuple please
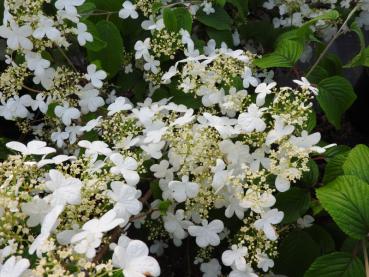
(0, 0, 369, 276)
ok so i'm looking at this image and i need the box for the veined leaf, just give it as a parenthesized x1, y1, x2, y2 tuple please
(317, 76, 356, 129)
(317, 175, 369, 240)
(254, 40, 304, 68)
(305, 252, 365, 277)
(343, 144, 369, 183)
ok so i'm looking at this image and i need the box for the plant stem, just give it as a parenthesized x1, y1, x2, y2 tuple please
(363, 239, 369, 277)
(306, 5, 359, 78)
(22, 84, 44, 94)
(57, 47, 78, 72)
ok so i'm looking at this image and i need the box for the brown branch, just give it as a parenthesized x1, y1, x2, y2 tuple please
(92, 189, 153, 264)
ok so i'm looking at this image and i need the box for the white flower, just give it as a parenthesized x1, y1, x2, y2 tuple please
(202, 113, 238, 138)
(6, 140, 55, 156)
(237, 104, 266, 133)
(188, 219, 224, 247)
(134, 38, 150, 59)
(76, 23, 93, 46)
(107, 96, 133, 116)
(77, 84, 104, 113)
(257, 253, 274, 272)
(171, 109, 195, 126)
(78, 140, 112, 158)
(110, 153, 140, 186)
(0, 256, 30, 277)
(222, 245, 248, 271)
(21, 196, 51, 227)
(211, 159, 232, 191)
(168, 176, 199, 203)
(25, 51, 50, 76)
(275, 161, 300, 192)
(71, 210, 124, 259)
(54, 104, 81, 126)
(51, 129, 69, 148)
(0, 95, 32, 120)
(0, 21, 33, 50)
(202, 1, 215, 14)
(293, 77, 318, 95)
(107, 181, 142, 221)
(150, 160, 172, 179)
(65, 125, 83, 144)
(149, 240, 168, 256)
(242, 67, 258, 88)
(200, 259, 222, 277)
(112, 239, 160, 277)
(29, 205, 64, 257)
(229, 266, 258, 277)
(265, 116, 294, 145)
(143, 55, 160, 74)
(255, 82, 276, 106)
(30, 93, 49, 114)
(289, 131, 324, 153)
(38, 155, 76, 168)
(219, 140, 251, 166)
(45, 169, 82, 206)
(254, 209, 284, 241)
(140, 141, 165, 159)
(119, 1, 139, 19)
(163, 209, 193, 241)
(33, 67, 55, 90)
(297, 215, 314, 229)
(55, 0, 84, 14)
(33, 16, 61, 41)
(240, 189, 276, 214)
(85, 64, 107, 88)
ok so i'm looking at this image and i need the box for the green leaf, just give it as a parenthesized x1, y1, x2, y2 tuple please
(275, 230, 320, 277)
(343, 144, 369, 183)
(159, 200, 172, 214)
(215, 0, 226, 7)
(305, 252, 365, 277)
(323, 153, 348, 184)
(316, 175, 369, 240)
(317, 76, 356, 129)
(87, 20, 124, 78)
(173, 8, 192, 32)
(82, 20, 107, 52)
(305, 225, 335, 254)
(226, 0, 248, 18)
(301, 10, 340, 28)
(345, 22, 369, 68)
(196, 7, 232, 31)
(163, 8, 178, 32)
(207, 28, 233, 47)
(275, 188, 310, 224)
(77, 2, 96, 16)
(302, 160, 319, 186)
(254, 40, 304, 68)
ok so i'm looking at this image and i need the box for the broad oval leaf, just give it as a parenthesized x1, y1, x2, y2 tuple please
(196, 7, 232, 31)
(254, 40, 304, 68)
(343, 144, 369, 183)
(87, 20, 124, 78)
(317, 76, 356, 129)
(305, 252, 365, 277)
(316, 175, 369, 240)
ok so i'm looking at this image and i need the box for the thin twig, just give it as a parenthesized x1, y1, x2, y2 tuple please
(22, 84, 44, 94)
(92, 189, 153, 264)
(306, 4, 359, 78)
(57, 47, 78, 72)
